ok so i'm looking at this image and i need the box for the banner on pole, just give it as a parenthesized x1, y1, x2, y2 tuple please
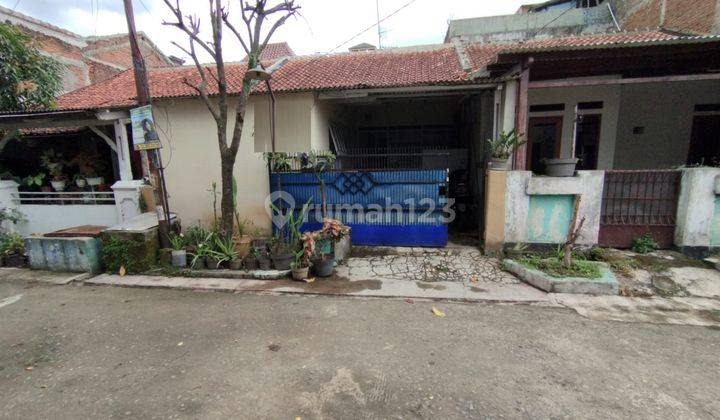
(130, 105, 162, 150)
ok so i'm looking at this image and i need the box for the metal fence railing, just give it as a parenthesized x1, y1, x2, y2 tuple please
(269, 149, 452, 173)
(600, 170, 681, 226)
(14, 191, 116, 205)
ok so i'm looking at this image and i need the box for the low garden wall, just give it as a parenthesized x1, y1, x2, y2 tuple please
(485, 167, 720, 258)
(0, 180, 144, 236)
(502, 170, 604, 248)
(675, 167, 720, 257)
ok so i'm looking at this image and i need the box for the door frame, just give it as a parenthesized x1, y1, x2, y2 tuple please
(527, 116, 563, 172)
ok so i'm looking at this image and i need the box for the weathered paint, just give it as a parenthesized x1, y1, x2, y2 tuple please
(527, 195, 574, 243)
(271, 170, 449, 247)
(712, 196, 720, 247)
(505, 171, 604, 246)
(675, 168, 720, 249)
(25, 237, 103, 273)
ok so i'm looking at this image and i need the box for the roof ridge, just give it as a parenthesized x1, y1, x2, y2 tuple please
(59, 68, 134, 99)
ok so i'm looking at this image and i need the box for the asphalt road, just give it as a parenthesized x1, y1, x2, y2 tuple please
(1, 276, 719, 419)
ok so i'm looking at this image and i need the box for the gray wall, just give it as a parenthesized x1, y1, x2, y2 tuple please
(614, 80, 720, 169)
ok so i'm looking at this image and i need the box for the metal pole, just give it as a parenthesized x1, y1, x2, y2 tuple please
(123, 0, 172, 247)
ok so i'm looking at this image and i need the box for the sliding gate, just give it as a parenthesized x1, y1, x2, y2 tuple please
(271, 170, 449, 247)
(599, 170, 681, 249)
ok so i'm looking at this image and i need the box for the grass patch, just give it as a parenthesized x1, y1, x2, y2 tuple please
(518, 256, 602, 279)
(144, 266, 201, 278)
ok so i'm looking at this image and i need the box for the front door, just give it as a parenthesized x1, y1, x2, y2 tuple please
(688, 115, 720, 166)
(575, 114, 601, 170)
(527, 117, 562, 173)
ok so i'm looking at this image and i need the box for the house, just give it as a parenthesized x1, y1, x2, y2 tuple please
(0, 4, 176, 93)
(0, 1, 718, 254)
(447, 0, 720, 43)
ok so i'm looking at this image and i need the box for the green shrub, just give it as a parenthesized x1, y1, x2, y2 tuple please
(518, 256, 601, 279)
(101, 236, 153, 274)
(0, 233, 24, 255)
(632, 233, 659, 254)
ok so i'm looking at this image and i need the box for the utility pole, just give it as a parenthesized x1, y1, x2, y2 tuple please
(123, 0, 172, 247)
(376, 0, 382, 48)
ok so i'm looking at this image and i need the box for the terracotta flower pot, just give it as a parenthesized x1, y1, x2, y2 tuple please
(291, 266, 309, 281)
(243, 255, 259, 270)
(229, 258, 243, 270)
(257, 256, 272, 270)
(233, 235, 252, 258)
(205, 256, 221, 269)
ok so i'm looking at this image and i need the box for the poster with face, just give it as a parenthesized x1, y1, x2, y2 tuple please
(130, 105, 162, 150)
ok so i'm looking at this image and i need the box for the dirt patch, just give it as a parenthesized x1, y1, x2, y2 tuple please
(633, 252, 708, 273)
(417, 282, 447, 291)
(468, 286, 489, 293)
(349, 247, 401, 258)
(267, 276, 383, 294)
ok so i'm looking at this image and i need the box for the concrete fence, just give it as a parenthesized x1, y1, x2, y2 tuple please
(484, 167, 720, 257)
(0, 180, 145, 236)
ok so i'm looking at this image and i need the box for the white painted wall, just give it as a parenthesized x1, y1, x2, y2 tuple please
(310, 97, 332, 151)
(614, 80, 720, 169)
(528, 79, 720, 170)
(253, 92, 315, 153)
(15, 205, 118, 236)
(528, 83, 621, 169)
(505, 171, 604, 246)
(154, 98, 271, 232)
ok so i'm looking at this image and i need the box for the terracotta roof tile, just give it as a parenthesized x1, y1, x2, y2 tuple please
(53, 30, 720, 112)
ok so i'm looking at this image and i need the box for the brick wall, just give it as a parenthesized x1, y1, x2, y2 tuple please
(621, 0, 719, 34)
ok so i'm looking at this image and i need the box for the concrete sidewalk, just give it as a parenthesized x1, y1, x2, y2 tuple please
(85, 273, 551, 304)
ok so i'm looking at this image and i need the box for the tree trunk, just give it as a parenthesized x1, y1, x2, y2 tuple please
(220, 151, 236, 239)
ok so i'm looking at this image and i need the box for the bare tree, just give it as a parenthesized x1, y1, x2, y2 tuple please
(162, 0, 299, 238)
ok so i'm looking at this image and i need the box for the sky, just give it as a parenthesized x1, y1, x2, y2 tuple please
(1, 0, 528, 62)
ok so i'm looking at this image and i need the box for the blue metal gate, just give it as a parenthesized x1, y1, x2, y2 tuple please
(270, 170, 449, 247)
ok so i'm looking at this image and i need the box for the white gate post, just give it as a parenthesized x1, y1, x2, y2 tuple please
(0, 180, 20, 233)
(114, 119, 133, 182)
(674, 167, 720, 257)
(111, 180, 145, 224)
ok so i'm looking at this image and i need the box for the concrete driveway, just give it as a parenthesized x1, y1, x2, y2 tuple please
(1, 276, 719, 419)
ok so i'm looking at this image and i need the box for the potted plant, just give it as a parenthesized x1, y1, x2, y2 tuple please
(269, 235, 294, 270)
(190, 233, 214, 269)
(22, 173, 45, 191)
(263, 152, 293, 172)
(168, 232, 187, 268)
(268, 200, 311, 270)
(207, 234, 238, 269)
(311, 236, 335, 277)
(320, 218, 351, 262)
(41, 150, 67, 191)
(231, 177, 254, 258)
(543, 107, 581, 177)
(290, 247, 311, 281)
(243, 248, 259, 270)
(487, 130, 526, 170)
(2, 233, 25, 267)
(74, 174, 87, 188)
(256, 247, 272, 270)
(69, 153, 105, 186)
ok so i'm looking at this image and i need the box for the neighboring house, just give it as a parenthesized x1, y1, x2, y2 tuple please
(0, 4, 175, 93)
(446, 0, 720, 43)
(0, 2, 719, 253)
(241, 42, 295, 61)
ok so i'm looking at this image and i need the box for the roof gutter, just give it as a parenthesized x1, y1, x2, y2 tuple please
(318, 83, 499, 100)
(0, 108, 129, 129)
